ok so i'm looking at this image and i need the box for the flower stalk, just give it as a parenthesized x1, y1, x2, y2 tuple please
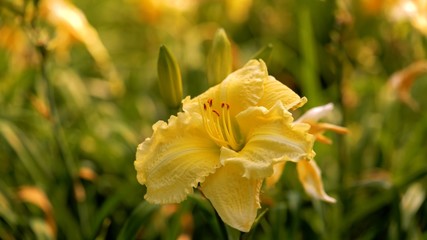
(251, 43, 273, 64)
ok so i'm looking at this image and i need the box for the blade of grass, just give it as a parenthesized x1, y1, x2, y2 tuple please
(117, 201, 159, 240)
(0, 121, 46, 185)
(90, 186, 132, 239)
(0, 188, 18, 227)
(298, 3, 323, 107)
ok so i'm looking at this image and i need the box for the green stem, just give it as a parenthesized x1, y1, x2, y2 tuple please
(297, 3, 323, 107)
(214, 208, 231, 240)
(212, 207, 242, 240)
(38, 44, 77, 179)
(225, 224, 242, 240)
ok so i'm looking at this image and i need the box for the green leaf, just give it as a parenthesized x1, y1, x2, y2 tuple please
(117, 201, 159, 240)
(0, 189, 17, 226)
(90, 187, 131, 239)
(29, 218, 55, 240)
(0, 120, 46, 185)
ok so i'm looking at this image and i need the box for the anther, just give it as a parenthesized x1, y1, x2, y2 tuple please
(212, 110, 220, 117)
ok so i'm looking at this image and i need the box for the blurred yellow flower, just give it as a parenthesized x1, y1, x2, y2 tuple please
(388, 0, 427, 35)
(18, 186, 56, 238)
(135, 60, 315, 232)
(225, 0, 253, 23)
(39, 0, 124, 96)
(39, 0, 104, 61)
(0, 25, 38, 69)
(135, 0, 197, 23)
(267, 103, 348, 203)
(296, 159, 336, 203)
(296, 103, 349, 144)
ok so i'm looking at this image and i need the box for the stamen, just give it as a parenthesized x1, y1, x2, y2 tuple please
(200, 99, 240, 150)
(221, 103, 239, 148)
(212, 110, 220, 117)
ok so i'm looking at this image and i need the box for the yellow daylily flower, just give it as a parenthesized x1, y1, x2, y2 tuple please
(267, 103, 347, 203)
(296, 103, 347, 203)
(135, 59, 315, 232)
(296, 160, 336, 203)
(266, 159, 336, 203)
(296, 103, 349, 144)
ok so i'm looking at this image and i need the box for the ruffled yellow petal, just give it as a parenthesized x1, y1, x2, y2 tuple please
(257, 76, 307, 110)
(135, 112, 220, 204)
(200, 164, 262, 232)
(221, 101, 315, 179)
(265, 161, 286, 188)
(297, 160, 336, 203)
(183, 60, 267, 117)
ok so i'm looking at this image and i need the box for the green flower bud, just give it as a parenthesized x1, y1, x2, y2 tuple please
(157, 45, 183, 109)
(207, 28, 232, 87)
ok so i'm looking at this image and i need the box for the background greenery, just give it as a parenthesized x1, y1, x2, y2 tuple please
(1, 0, 427, 239)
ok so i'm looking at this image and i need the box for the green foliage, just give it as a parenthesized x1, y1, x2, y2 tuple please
(1, 0, 427, 239)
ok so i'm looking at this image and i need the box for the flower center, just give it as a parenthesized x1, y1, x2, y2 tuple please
(200, 99, 240, 150)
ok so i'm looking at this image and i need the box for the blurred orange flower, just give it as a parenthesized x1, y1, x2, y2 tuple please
(389, 61, 427, 110)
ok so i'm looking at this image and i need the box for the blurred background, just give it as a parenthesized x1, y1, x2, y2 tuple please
(1, 0, 427, 239)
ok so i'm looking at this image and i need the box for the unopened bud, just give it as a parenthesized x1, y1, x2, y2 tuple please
(157, 45, 183, 108)
(207, 28, 232, 86)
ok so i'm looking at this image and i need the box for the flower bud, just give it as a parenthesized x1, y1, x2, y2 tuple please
(207, 28, 232, 87)
(157, 45, 183, 108)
